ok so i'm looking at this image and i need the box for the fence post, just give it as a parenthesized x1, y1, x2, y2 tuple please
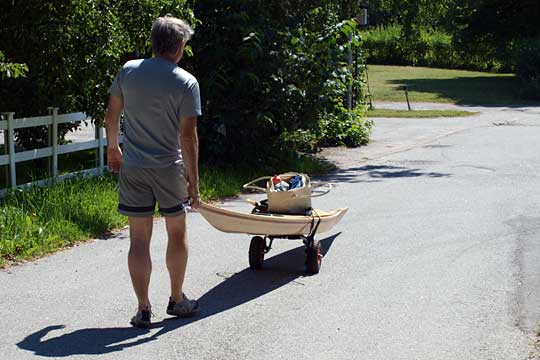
(2, 115, 8, 186)
(48, 107, 59, 178)
(3, 112, 16, 188)
(97, 125, 105, 175)
(47, 114, 52, 176)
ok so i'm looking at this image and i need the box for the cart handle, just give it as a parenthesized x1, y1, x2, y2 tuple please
(243, 172, 311, 192)
(253, 183, 332, 205)
(311, 183, 332, 197)
(289, 183, 332, 199)
(243, 176, 333, 197)
(242, 176, 272, 192)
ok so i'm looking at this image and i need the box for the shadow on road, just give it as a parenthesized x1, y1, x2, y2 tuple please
(17, 234, 340, 357)
(321, 165, 451, 184)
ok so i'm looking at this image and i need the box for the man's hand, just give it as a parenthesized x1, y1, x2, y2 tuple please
(107, 146, 123, 173)
(188, 182, 200, 209)
(104, 95, 124, 174)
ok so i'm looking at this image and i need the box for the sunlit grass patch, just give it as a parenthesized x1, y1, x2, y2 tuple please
(367, 109, 477, 118)
(368, 65, 538, 105)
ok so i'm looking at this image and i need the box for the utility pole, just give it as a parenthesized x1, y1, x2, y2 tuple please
(357, 2, 372, 109)
(347, 1, 354, 111)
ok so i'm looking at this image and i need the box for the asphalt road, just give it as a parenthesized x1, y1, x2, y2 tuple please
(1, 104, 540, 359)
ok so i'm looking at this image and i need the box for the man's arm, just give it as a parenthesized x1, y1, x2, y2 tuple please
(105, 95, 124, 173)
(180, 116, 200, 208)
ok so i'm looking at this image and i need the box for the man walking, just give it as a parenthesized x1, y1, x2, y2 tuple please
(105, 15, 201, 328)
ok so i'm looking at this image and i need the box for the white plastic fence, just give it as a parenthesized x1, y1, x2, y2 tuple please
(0, 108, 118, 196)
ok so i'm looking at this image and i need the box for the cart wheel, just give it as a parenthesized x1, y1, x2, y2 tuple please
(249, 236, 265, 270)
(305, 240, 322, 274)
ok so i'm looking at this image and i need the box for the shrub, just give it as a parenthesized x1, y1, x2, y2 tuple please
(0, 0, 195, 149)
(318, 104, 373, 148)
(514, 38, 540, 99)
(284, 15, 372, 149)
(362, 24, 406, 65)
(362, 24, 504, 71)
(0, 51, 27, 79)
(362, 24, 459, 67)
(190, 2, 372, 162)
(280, 129, 319, 153)
(1, 1, 372, 163)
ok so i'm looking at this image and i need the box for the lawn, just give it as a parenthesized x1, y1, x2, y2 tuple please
(366, 65, 538, 105)
(367, 109, 477, 118)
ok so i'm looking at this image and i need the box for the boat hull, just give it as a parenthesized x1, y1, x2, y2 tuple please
(197, 202, 348, 236)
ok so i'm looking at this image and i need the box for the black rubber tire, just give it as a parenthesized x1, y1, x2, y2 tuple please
(249, 236, 265, 270)
(305, 240, 322, 274)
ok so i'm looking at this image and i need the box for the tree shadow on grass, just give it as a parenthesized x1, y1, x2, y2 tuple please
(17, 234, 340, 357)
(386, 76, 539, 106)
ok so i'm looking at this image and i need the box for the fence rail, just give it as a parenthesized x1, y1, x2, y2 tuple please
(0, 108, 119, 197)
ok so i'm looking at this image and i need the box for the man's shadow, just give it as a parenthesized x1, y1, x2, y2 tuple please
(17, 234, 340, 357)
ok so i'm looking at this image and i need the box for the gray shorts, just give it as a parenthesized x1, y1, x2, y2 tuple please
(118, 164, 189, 217)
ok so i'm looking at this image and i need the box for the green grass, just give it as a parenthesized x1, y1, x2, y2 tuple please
(0, 154, 333, 268)
(0, 175, 125, 268)
(367, 109, 477, 118)
(367, 65, 538, 105)
(0, 148, 99, 188)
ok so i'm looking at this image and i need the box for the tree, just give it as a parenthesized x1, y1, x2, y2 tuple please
(0, 0, 194, 148)
(0, 0, 371, 159)
(189, 0, 370, 161)
(457, 0, 540, 53)
(0, 51, 27, 80)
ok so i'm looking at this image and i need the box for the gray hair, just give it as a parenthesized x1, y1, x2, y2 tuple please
(151, 15, 194, 55)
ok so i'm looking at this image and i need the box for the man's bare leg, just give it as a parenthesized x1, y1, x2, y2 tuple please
(165, 214, 188, 302)
(128, 216, 153, 310)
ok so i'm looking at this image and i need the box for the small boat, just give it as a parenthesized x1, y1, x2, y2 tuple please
(197, 172, 347, 274)
(197, 201, 348, 236)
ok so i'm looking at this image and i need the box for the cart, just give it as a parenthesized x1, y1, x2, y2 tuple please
(197, 175, 347, 274)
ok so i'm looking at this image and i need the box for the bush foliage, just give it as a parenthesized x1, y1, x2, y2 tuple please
(362, 0, 540, 92)
(514, 38, 540, 99)
(362, 24, 504, 72)
(0, 51, 28, 80)
(0, 0, 196, 149)
(186, 1, 372, 162)
(0, 0, 372, 161)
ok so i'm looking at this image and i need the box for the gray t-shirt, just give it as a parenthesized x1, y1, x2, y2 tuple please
(109, 57, 202, 168)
